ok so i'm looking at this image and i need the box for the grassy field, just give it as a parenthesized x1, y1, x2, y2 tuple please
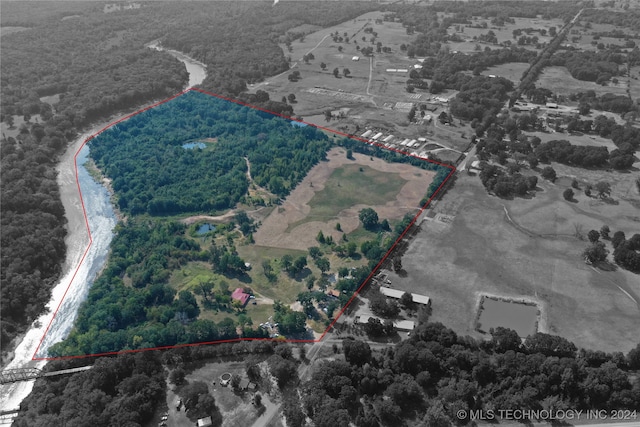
(447, 16, 564, 53)
(382, 166, 640, 353)
(481, 62, 529, 84)
(293, 163, 408, 227)
(524, 130, 620, 152)
(254, 148, 433, 250)
(537, 66, 629, 97)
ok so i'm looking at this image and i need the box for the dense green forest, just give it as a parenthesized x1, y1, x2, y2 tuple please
(47, 217, 263, 357)
(0, 1, 377, 356)
(88, 90, 331, 215)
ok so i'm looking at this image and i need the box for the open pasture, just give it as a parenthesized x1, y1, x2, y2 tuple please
(481, 62, 529, 84)
(537, 66, 629, 97)
(384, 169, 640, 352)
(449, 16, 564, 51)
(254, 147, 434, 251)
(525, 130, 620, 152)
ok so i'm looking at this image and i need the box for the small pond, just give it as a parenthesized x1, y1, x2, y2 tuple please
(196, 223, 216, 235)
(477, 297, 538, 338)
(182, 141, 206, 150)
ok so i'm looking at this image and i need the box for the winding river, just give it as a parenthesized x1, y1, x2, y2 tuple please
(0, 46, 207, 418)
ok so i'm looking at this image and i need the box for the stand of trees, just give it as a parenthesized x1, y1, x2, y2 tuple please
(570, 91, 638, 116)
(13, 352, 166, 427)
(612, 232, 640, 273)
(1, 134, 68, 356)
(450, 76, 514, 123)
(15, 340, 278, 426)
(549, 49, 625, 84)
(301, 324, 640, 427)
(535, 140, 610, 168)
(47, 218, 266, 357)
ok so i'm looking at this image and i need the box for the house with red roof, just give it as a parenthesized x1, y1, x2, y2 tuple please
(231, 288, 250, 306)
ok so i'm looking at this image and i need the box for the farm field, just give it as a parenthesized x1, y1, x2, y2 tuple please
(537, 66, 629, 97)
(383, 169, 640, 352)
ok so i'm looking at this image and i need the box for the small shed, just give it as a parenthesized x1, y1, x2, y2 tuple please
(352, 56, 360, 61)
(327, 289, 341, 298)
(197, 417, 213, 427)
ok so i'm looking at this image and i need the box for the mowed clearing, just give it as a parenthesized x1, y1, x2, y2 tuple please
(253, 147, 435, 250)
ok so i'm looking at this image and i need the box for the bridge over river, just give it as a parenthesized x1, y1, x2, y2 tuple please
(0, 365, 92, 385)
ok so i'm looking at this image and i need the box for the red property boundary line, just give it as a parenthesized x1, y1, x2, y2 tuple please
(33, 87, 456, 361)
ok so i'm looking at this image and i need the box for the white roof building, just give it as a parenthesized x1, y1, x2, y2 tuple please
(352, 56, 360, 61)
(394, 320, 416, 331)
(361, 130, 373, 138)
(371, 132, 383, 140)
(380, 287, 430, 305)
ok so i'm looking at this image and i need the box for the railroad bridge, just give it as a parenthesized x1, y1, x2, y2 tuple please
(0, 367, 43, 384)
(0, 365, 92, 385)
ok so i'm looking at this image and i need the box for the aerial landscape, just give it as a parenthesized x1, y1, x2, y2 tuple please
(1, 1, 639, 426)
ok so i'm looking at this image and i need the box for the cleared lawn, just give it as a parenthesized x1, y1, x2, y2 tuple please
(537, 66, 628, 97)
(383, 168, 640, 353)
(181, 359, 272, 427)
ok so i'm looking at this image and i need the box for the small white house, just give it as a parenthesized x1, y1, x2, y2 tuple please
(352, 56, 360, 61)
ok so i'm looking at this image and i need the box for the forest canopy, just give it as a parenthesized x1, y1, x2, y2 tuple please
(88, 90, 331, 216)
